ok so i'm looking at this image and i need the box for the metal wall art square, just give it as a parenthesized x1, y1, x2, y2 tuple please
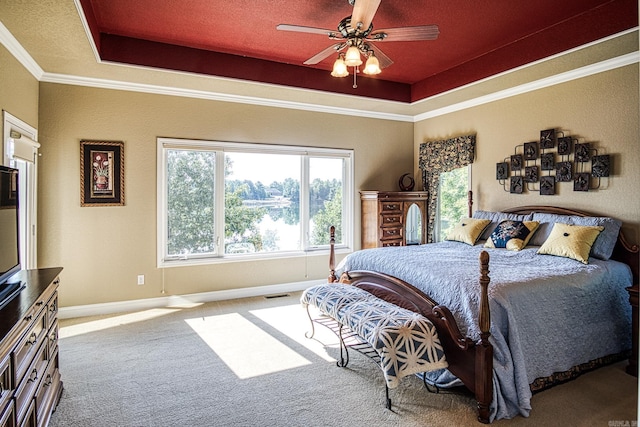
(496, 162, 508, 180)
(555, 161, 572, 182)
(574, 173, 590, 191)
(524, 166, 538, 182)
(540, 129, 556, 149)
(510, 176, 523, 194)
(540, 176, 555, 195)
(592, 155, 610, 177)
(575, 143, 591, 162)
(510, 154, 523, 171)
(557, 136, 572, 155)
(541, 153, 555, 170)
(523, 142, 538, 160)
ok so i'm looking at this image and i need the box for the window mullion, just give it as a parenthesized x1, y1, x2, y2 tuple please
(300, 156, 310, 249)
(215, 150, 226, 256)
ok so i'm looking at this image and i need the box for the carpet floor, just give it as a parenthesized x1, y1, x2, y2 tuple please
(49, 292, 637, 426)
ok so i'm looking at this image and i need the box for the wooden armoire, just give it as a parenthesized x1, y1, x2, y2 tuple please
(360, 191, 428, 249)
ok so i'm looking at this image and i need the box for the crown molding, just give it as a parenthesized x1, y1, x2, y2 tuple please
(39, 71, 415, 122)
(414, 50, 640, 122)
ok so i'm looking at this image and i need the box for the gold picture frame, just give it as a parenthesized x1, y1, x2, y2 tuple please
(80, 140, 124, 206)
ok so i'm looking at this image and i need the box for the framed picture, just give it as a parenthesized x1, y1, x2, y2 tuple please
(80, 140, 124, 206)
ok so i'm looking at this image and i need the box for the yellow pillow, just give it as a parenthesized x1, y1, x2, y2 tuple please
(446, 218, 491, 245)
(484, 220, 540, 251)
(537, 223, 604, 264)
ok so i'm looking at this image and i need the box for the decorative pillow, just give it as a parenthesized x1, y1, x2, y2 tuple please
(537, 223, 604, 264)
(472, 210, 534, 241)
(484, 220, 540, 251)
(530, 213, 622, 260)
(445, 218, 491, 245)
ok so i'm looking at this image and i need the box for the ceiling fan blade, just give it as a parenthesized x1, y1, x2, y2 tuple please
(368, 44, 393, 69)
(303, 43, 346, 65)
(276, 24, 338, 37)
(370, 25, 440, 42)
(351, 0, 381, 33)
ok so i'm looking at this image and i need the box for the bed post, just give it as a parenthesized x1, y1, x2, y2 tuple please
(467, 190, 473, 217)
(476, 250, 493, 423)
(328, 226, 337, 283)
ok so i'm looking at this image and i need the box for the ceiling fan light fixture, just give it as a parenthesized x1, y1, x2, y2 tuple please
(363, 53, 381, 75)
(331, 55, 349, 77)
(344, 45, 363, 67)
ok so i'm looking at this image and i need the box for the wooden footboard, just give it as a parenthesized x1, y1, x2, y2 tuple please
(327, 226, 493, 423)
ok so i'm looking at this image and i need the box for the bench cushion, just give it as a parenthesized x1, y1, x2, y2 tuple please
(301, 283, 379, 319)
(301, 283, 448, 388)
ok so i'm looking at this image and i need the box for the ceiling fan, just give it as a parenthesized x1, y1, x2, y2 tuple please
(276, 0, 439, 83)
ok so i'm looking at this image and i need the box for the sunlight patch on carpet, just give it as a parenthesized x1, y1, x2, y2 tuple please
(250, 304, 338, 362)
(185, 313, 311, 379)
(59, 308, 180, 338)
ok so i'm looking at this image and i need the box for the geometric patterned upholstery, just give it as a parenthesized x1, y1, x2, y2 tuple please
(301, 283, 448, 388)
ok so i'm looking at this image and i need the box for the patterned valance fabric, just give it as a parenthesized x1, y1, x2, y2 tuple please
(419, 135, 476, 243)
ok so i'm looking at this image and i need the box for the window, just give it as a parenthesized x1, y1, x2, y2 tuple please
(436, 165, 469, 242)
(157, 139, 353, 266)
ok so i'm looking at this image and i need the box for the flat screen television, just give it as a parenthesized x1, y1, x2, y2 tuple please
(0, 165, 21, 290)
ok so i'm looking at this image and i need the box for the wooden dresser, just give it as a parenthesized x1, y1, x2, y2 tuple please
(360, 191, 428, 249)
(0, 268, 63, 427)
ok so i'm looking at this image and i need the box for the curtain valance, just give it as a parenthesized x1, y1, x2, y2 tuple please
(419, 134, 476, 242)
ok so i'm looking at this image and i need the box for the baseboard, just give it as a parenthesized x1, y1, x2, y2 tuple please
(58, 279, 324, 319)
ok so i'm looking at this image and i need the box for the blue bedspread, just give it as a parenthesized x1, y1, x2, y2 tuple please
(336, 241, 632, 421)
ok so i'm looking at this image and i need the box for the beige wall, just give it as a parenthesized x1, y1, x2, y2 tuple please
(4, 42, 639, 309)
(0, 45, 39, 157)
(414, 64, 640, 244)
(37, 83, 414, 307)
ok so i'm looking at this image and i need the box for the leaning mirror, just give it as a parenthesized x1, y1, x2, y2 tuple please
(405, 203, 422, 245)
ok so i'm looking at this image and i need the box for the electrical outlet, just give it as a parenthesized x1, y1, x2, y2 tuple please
(137, 275, 145, 285)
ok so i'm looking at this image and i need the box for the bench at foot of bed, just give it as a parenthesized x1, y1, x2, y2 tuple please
(301, 283, 449, 409)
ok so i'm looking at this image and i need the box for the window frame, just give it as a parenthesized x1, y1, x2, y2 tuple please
(435, 165, 470, 242)
(157, 138, 354, 267)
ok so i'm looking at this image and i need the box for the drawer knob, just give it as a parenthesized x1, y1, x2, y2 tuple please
(27, 332, 37, 346)
(24, 315, 33, 322)
(36, 301, 44, 307)
(27, 368, 38, 383)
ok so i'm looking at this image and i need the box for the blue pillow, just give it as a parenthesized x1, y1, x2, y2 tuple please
(472, 210, 534, 241)
(484, 220, 540, 251)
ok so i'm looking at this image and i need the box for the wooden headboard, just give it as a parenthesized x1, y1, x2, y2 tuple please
(501, 205, 639, 285)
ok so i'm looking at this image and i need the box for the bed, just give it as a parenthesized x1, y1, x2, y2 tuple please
(327, 204, 638, 423)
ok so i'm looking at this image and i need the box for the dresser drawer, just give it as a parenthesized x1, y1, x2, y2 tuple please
(380, 214, 402, 228)
(379, 201, 401, 213)
(35, 349, 60, 426)
(46, 292, 58, 331)
(382, 240, 402, 247)
(14, 342, 46, 427)
(381, 227, 402, 240)
(16, 399, 34, 427)
(0, 354, 11, 418)
(13, 309, 47, 387)
(46, 322, 58, 359)
(0, 400, 14, 427)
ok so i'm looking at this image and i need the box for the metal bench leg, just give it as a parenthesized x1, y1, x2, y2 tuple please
(337, 324, 350, 368)
(385, 384, 392, 409)
(303, 304, 316, 339)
